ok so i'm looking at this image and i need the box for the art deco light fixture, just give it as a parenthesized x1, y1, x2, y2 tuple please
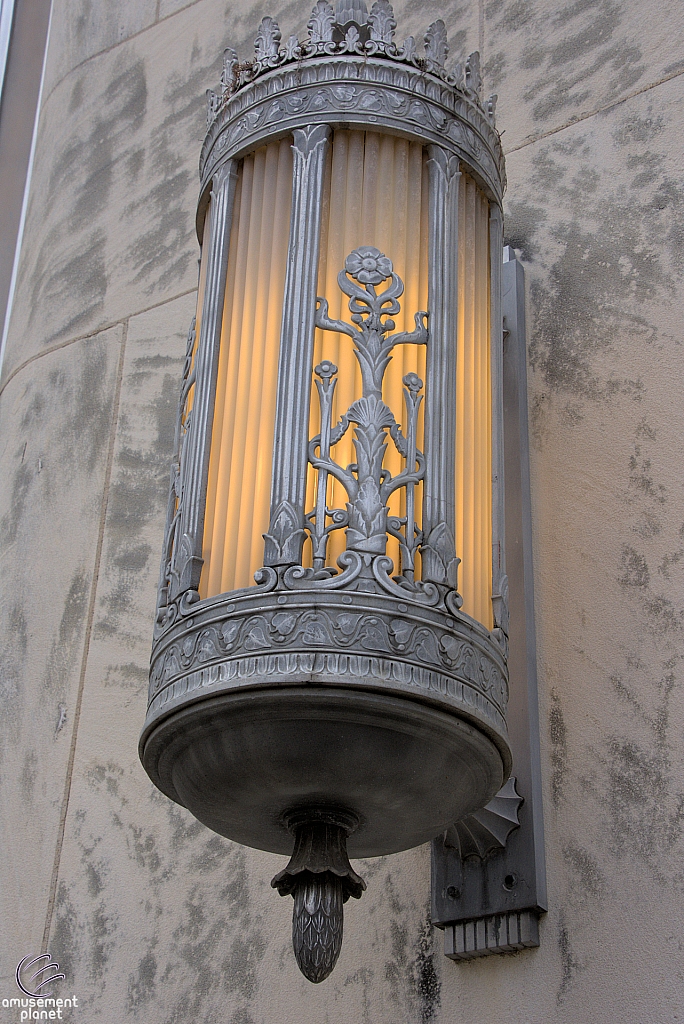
(140, 0, 528, 982)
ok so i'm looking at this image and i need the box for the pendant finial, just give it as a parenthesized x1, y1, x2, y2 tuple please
(272, 809, 366, 982)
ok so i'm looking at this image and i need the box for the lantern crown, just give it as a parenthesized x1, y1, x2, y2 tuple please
(208, 1, 496, 123)
(200, 0, 505, 208)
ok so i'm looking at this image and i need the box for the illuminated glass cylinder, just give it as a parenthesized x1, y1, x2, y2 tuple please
(196, 134, 495, 627)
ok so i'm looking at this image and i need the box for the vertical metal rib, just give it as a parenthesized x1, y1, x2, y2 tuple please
(312, 361, 338, 568)
(422, 146, 460, 587)
(489, 206, 507, 631)
(265, 124, 331, 568)
(173, 161, 238, 599)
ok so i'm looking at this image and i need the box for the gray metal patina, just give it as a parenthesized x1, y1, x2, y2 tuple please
(140, 0, 510, 984)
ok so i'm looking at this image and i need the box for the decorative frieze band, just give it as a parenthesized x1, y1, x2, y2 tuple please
(144, 588, 509, 745)
(200, 58, 505, 206)
(444, 910, 540, 960)
(147, 651, 507, 739)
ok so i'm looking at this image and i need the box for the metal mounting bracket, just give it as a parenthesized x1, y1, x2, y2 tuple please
(431, 247, 547, 959)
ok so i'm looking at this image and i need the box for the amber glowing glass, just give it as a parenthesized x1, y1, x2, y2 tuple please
(200, 140, 293, 596)
(199, 131, 492, 628)
(307, 130, 430, 577)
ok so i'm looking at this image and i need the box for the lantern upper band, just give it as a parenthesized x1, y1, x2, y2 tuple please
(198, 5, 506, 234)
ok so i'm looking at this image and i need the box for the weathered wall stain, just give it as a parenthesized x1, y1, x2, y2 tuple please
(379, 876, 442, 1023)
(95, 352, 183, 640)
(22, 58, 146, 344)
(126, 949, 157, 1010)
(618, 544, 649, 588)
(414, 912, 441, 1024)
(510, 109, 683, 423)
(40, 567, 90, 707)
(1, 461, 33, 547)
(483, 0, 680, 149)
(556, 908, 582, 1004)
(562, 843, 605, 902)
(606, 737, 684, 869)
(549, 688, 567, 806)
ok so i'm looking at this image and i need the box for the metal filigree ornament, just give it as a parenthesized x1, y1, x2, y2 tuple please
(297, 247, 429, 591)
(141, 0, 510, 986)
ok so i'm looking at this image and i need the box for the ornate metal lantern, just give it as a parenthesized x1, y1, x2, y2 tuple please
(140, 0, 511, 983)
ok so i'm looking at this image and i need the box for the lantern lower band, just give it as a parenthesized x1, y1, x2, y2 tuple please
(141, 583, 511, 859)
(145, 586, 509, 737)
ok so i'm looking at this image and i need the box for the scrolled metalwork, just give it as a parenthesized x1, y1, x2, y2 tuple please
(305, 247, 427, 573)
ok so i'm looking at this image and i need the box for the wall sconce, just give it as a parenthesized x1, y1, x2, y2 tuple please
(140, 0, 534, 983)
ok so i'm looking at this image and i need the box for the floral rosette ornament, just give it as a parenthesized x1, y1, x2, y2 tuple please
(344, 246, 393, 285)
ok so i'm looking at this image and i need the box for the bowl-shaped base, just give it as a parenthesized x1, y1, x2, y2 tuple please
(140, 687, 507, 858)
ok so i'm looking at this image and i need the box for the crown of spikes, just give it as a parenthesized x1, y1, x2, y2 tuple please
(205, 0, 497, 129)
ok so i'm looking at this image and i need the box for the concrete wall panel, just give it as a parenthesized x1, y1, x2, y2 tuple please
(1, 0, 683, 1019)
(0, 327, 122, 973)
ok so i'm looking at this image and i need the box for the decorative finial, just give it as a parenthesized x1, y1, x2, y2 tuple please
(424, 19, 448, 68)
(308, 0, 335, 44)
(368, 0, 396, 44)
(466, 50, 482, 96)
(335, 0, 369, 26)
(206, 88, 220, 128)
(486, 93, 498, 124)
(449, 59, 465, 90)
(399, 35, 417, 60)
(272, 810, 366, 983)
(284, 34, 302, 60)
(254, 16, 281, 60)
(220, 47, 238, 93)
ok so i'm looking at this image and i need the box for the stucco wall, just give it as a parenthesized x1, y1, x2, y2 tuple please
(1, 0, 683, 1021)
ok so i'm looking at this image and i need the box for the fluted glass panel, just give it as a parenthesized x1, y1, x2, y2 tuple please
(456, 174, 492, 627)
(201, 140, 293, 596)
(308, 130, 429, 575)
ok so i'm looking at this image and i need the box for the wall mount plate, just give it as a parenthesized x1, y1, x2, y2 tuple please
(431, 248, 548, 960)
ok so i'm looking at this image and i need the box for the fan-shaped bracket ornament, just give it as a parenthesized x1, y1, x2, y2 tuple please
(444, 776, 522, 860)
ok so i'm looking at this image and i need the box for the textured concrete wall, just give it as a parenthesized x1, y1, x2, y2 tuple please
(1, 0, 683, 1021)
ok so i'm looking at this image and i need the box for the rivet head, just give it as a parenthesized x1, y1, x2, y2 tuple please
(278, 595, 287, 604)
(398, 603, 407, 613)
(342, 595, 352, 604)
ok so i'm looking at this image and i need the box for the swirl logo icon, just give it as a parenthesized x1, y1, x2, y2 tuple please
(15, 955, 65, 998)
